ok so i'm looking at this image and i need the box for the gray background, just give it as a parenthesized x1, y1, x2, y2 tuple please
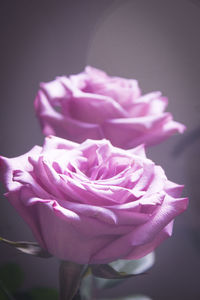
(0, 0, 200, 299)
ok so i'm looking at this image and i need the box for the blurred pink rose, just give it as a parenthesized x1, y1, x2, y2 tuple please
(34, 66, 185, 149)
(0, 137, 188, 264)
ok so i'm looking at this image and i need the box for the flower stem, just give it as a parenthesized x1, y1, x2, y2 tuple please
(72, 289, 81, 300)
(59, 261, 85, 300)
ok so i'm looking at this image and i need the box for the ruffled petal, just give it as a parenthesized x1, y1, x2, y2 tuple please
(129, 92, 168, 117)
(42, 135, 78, 152)
(35, 91, 104, 142)
(91, 196, 188, 263)
(102, 113, 186, 148)
(0, 146, 41, 190)
(22, 198, 134, 263)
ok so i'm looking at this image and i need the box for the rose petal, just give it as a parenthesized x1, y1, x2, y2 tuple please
(102, 113, 185, 148)
(92, 196, 188, 263)
(129, 92, 168, 117)
(0, 146, 41, 190)
(42, 135, 79, 152)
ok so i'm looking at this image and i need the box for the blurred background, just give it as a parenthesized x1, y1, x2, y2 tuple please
(0, 0, 200, 299)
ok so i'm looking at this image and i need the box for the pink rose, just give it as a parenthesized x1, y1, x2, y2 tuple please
(0, 137, 188, 264)
(34, 66, 185, 149)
